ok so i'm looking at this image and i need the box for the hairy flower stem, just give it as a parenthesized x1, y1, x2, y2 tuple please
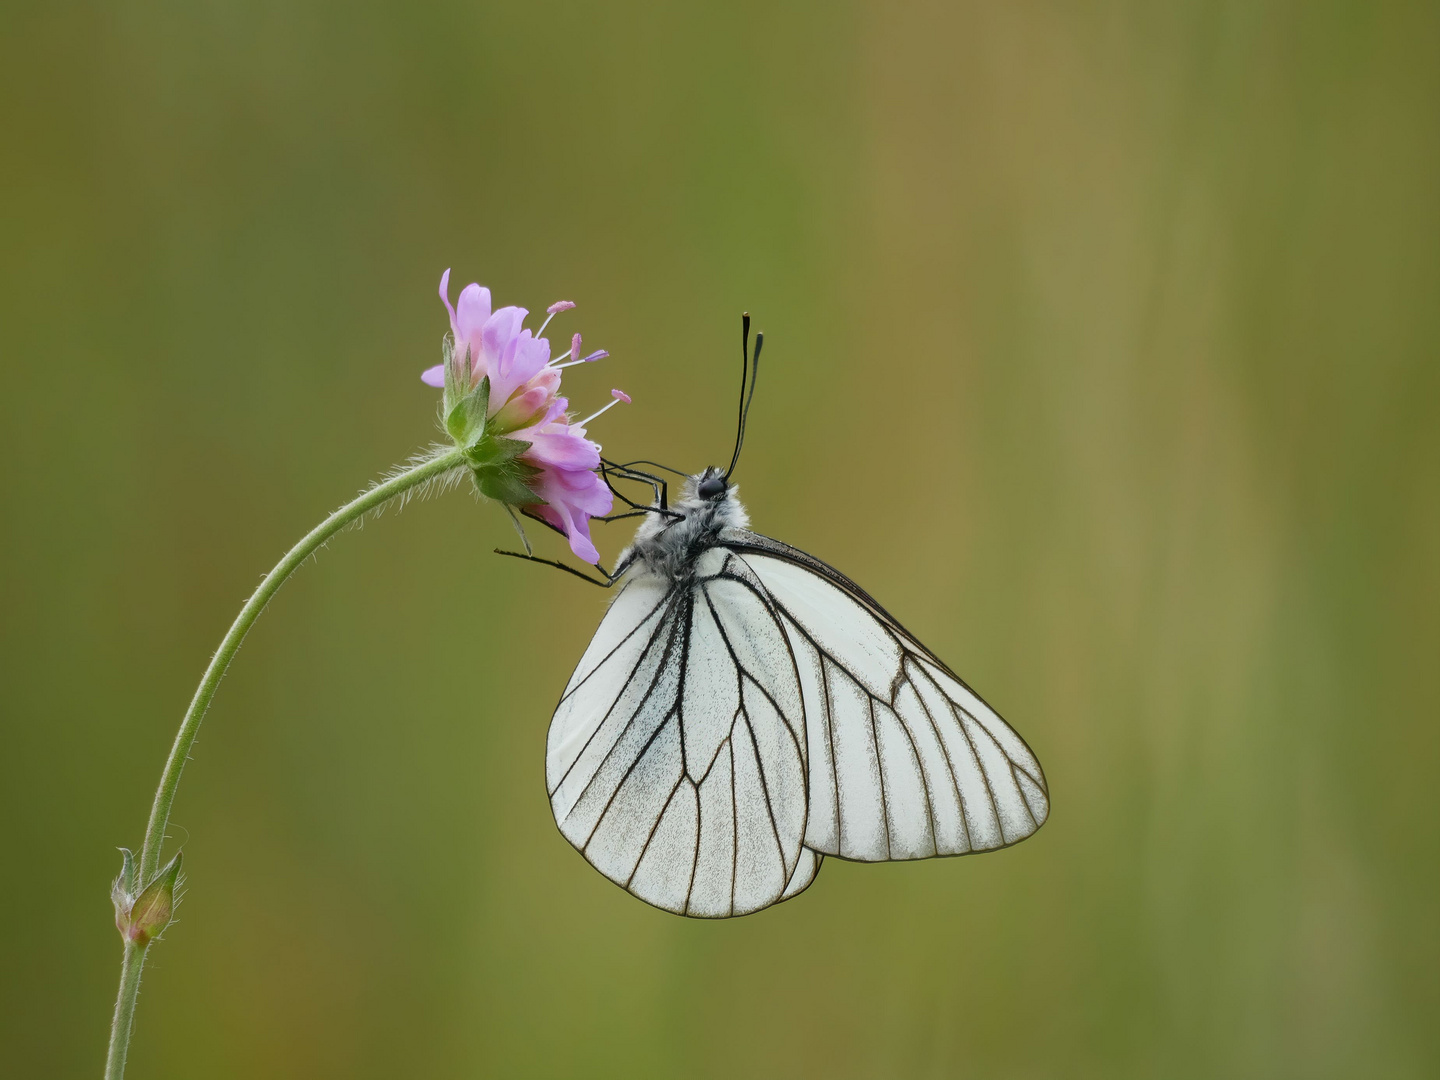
(105, 944, 145, 1080)
(105, 446, 466, 1080)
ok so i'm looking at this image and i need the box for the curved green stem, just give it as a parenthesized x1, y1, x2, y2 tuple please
(104, 446, 466, 1080)
(135, 446, 464, 881)
(105, 944, 145, 1080)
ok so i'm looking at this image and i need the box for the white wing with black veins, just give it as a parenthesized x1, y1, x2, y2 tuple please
(725, 538, 1049, 863)
(548, 549, 818, 917)
(546, 536, 1048, 918)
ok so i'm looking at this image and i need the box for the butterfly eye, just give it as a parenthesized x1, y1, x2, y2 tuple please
(697, 476, 727, 500)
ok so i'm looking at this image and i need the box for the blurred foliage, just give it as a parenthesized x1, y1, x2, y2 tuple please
(1, 1, 1436, 1077)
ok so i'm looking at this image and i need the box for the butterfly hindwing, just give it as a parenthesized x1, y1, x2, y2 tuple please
(547, 549, 820, 916)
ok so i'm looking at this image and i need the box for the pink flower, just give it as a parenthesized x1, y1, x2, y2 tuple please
(422, 269, 550, 412)
(522, 399, 614, 563)
(422, 270, 626, 563)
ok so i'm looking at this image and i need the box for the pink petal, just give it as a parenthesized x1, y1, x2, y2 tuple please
(523, 427, 600, 471)
(528, 468, 610, 564)
(480, 306, 526, 366)
(550, 467, 614, 514)
(537, 397, 569, 426)
(420, 364, 445, 388)
(454, 283, 493, 346)
(490, 382, 553, 431)
(490, 329, 550, 411)
(567, 525, 600, 565)
(438, 269, 456, 332)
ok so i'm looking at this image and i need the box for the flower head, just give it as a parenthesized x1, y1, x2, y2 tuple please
(423, 270, 625, 563)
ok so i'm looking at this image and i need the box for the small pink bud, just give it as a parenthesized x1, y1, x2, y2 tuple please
(611, 389, 631, 404)
(547, 300, 576, 315)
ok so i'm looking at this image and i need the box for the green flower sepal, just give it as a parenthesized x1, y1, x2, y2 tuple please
(467, 432, 542, 505)
(441, 337, 491, 448)
(439, 341, 544, 508)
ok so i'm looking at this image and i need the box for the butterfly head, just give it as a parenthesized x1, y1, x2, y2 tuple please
(625, 465, 747, 577)
(676, 465, 744, 523)
(695, 466, 729, 502)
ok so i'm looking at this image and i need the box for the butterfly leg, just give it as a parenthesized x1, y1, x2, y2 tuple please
(492, 549, 622, 588)
(599, 459, 655, 508)
(601, 458, 673, 510)
(606, 461, 670, 511)
(599, 460, 680, 518)
(621, 467, 670, 511)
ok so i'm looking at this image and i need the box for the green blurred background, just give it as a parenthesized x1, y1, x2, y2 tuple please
(2, 1, 1436, 1077)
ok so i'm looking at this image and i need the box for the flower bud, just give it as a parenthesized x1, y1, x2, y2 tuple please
(113, 851, 183, 947)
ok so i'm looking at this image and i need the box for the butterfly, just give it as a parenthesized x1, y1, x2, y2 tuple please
(503, 317, 1049, 917)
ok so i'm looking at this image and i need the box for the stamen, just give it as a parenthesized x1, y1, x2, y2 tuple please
(579, 389, 630, 426)
(537, 301, 574, 337)
(553, 350, 609, 370)
(551, 331, 609, 369)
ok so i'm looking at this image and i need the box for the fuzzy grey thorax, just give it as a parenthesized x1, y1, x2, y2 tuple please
(620, 466, 750, 584)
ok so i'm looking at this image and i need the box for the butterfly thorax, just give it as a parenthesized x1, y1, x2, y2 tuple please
(621, 467, 751, 584)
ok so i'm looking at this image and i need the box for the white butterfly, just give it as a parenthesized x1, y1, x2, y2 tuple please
(513, 321, 1048, 917)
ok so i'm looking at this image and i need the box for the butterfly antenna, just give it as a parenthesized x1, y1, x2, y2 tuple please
(724, 314, 762, 480)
